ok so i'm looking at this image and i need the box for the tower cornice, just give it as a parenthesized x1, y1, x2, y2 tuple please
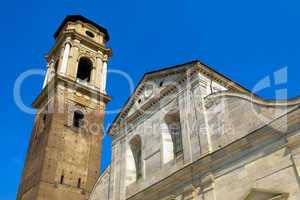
(45, 30, 112, 62)
(54, 15, 110, 41)
(32, 74, 111, 109)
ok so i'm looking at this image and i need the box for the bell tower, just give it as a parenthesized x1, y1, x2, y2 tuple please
(17, 15, 111, 200)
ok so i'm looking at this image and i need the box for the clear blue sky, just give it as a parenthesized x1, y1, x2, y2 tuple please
(1, 0, 300, 199)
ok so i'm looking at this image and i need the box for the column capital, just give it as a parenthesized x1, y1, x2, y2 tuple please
(96, 52, 104, 60)
(103, 54, 109, 62)
(49, 59, 56, 66)
(62, 37, 72, 47)
(72, 40, 81, 49)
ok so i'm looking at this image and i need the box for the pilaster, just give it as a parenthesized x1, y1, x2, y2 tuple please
(95, 51, 104, 90)
(178, 88, 192, 164)
(66, 40, 80, 80)
(59, 38, 71, 75)
(101, 54, 108, 93)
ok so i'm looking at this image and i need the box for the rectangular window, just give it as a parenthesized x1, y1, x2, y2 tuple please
(77, 178, 81, 188)
(172, 125, 183, 157)
(60, 175, 64, 184)
(42, 113, 47, 130)
(136, 150, 142, 179)
(73, 111, 84, 128)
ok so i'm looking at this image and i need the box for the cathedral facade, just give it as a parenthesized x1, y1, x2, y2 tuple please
(18, 16, 300, 200)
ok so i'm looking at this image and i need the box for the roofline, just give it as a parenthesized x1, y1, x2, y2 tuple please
(196, 60, 253, 95)
(144, 60, 199, 76)
(54, 15, 110, 41)
(144, 60, 253, 95)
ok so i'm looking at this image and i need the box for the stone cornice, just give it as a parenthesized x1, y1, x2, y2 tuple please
(205, 91, 300, 109)
(110, 77, 202, 140)
(45, 30, 112, 62)
(32, 74, 111, 109)
(111, 80, 204, 144)
(111, 87, 182, 144)
(126, 85, 177, 123)
(195, 62, 249, 94)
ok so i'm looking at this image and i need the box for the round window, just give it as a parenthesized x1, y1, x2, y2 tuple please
(85, 31, 95, 38)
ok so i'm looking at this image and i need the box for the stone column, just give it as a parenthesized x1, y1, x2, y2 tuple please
(119, 137, 127, 200)
(90, 67, 96, 87)
(59, 41, 71, 75)
(188, 84, 203, 161)
(101, 55, 108, 93)
(95, 52, 104, 90)
(47, 59, 56, 82)
(109, 140, 123, 200)
(198, 74, 213, 154)
(178, 88, 193, 164)
(42, 62, 51, 88)
(66, 40, 80, 79)
(108, 144, 117, 200)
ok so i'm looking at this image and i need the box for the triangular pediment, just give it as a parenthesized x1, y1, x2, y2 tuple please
(111, 61, 199, 129)
(108, 60, 251, 135)
(126, 69, 188, 116)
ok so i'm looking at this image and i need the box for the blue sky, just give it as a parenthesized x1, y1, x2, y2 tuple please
(1, 0, 300, 199)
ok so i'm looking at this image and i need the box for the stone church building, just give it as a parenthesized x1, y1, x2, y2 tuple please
(17, 15, 300, 200)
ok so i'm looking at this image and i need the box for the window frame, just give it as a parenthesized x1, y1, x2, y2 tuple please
(129, 135, 143, 181)
(76, 57, 93, 82)
(165, 110, 183, 159)
(73, 110, 84, 128)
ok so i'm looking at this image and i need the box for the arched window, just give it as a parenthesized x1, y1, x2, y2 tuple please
(129, 135, 142, 180)
(165, 110, 183, 158)
(73, 110, 84, 128)
(77, 57, 92, 82)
